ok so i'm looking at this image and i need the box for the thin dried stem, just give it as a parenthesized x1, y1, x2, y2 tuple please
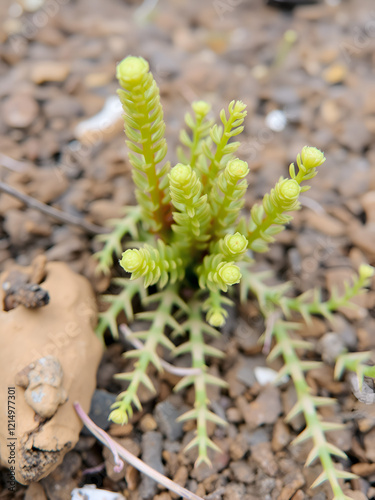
(0, 180, 108, 235)
(0, 153, 30, 172)
(74, 402, 205, 500)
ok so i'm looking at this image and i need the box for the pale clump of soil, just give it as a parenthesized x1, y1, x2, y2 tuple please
(0, 260, 102, 485)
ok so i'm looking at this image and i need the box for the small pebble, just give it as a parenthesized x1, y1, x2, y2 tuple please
(361, 191, 375, 224)
(317, 332, 346, 365)
(239, 385, 281, 429)
(250, 442, 278, 477)
(223, 483, 246, 500)
(279, 471, 305, 500)
(265, 109, 287, 132)
(351, 462, 375, 477)
(3, 94, 39, 128)
(272, 418, 291, 452)
(154, 399, 186, 441)
(31, 61, 70, 84)
(25, 482, 47, 500)
(139, 413, 157, 432)
(139, 431, 164, 499)
(83, 389, 117, 435)
(323, 63, 347, 84)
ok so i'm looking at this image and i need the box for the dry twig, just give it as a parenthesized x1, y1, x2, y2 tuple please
(0, 180, 108, 235)
(74, 402, 205, 500)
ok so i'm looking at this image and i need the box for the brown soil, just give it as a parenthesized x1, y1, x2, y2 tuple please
(0, 0, 375, 499)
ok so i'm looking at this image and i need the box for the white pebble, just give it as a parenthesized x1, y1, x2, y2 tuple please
(265, 110, 287, 132)
(71, 485, 125, 500)
(254, 366, 289, 385)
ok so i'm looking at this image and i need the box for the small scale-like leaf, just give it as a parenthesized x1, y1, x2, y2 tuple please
(250, 239, 269, 253)
(180, 129, 193, 147)
(291, 427, 312, 445)
(310, 471, 328, 489)
(219, 108, 227, 125)
(285, 401, 303, 423)
(174, 375, 196, 392)
(299, 361, 323, 372)
(305, 445, 319, 467)
(289, 162, 296, 179)
(205, 411, 227, 427)
(204, 373, 228, 389)
(210, 124, 222, 145)
(139, 371, 157, 393)
(177, 408, 198, 422)
(274, 364, 291, 384)
(325, 443, 348, 460)
(114, 371, 136, 382)
(185, 111, 195, 130)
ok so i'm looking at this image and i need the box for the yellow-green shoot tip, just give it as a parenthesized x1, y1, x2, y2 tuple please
(116, 56, 149, 87)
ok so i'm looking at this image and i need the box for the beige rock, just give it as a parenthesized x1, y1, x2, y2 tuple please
(31, 61, 70, 84)
(26, 167, 69, 204)
(24, 482, 47, 500)
(345, 491, 369, 500)
(3, 94, 39, 128)
(320, 99, 342, 125)
(322, 63, 347, 84)
(250, 442, 278, 477)
(88, 199, 124, 226)
(108, 422, 133, 437)
(125, 465, 139, 491)
(349, 223, 375, 259)
(139, 413, 157, 432)
(295, 316, 326, 338)
(279, 471, 305, 500)
(0, 262, 102, 484)
(271, 418, 291, 452)
(291, 491, 304, 500)
(304, 211, 345, 237)
(361, 191, 375, 224)
(84, 71, 113, 88)
(317, 47, 339, 65)
(364, 116, 375, 134)
(351, 462, 375, 477)
(364, 427, 375, 462)
(239, 384, 282, 430)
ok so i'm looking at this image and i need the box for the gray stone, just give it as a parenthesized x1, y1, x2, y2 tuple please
(139, 431, 164, 499)
(236, 355, 266, 387)
(154, 397, 188, 441)
(81, 389, 117, 436)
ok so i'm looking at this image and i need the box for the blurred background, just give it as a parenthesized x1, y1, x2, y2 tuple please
(0, 0, 374, 285)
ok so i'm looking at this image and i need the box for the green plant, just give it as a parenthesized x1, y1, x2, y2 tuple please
(95, 55, 374, 499)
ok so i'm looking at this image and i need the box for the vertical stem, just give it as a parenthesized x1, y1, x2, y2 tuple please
(136, 95, 170, 237)
(274, 326, 346, 498)
(189, 307, 210, 463)
(202, 113, 237, 191)
(116, 291, 175, 415)
(190, 114, 204, 168)
(211, 180, 238, 238)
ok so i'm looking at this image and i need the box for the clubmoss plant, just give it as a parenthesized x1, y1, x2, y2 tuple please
(95, 55, 374, 499)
